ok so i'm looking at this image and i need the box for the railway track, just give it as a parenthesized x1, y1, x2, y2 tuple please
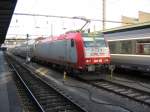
(77, 77, 150, 107)
(12, 71, 39, 112)
(7, 56, 88, 112)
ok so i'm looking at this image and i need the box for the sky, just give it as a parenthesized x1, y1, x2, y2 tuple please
(7, 0, 150, 39)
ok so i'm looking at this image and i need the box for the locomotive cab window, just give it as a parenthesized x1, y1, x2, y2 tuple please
(71, 39, 74, 47)
(95, 38, 106, 47)
(83, 37, 106, 47)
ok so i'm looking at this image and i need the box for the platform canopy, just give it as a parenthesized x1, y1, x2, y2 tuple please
(0, 0, 17, 46)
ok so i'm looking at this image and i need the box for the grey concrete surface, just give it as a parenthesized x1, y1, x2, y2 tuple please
(0, 51, 22, 112)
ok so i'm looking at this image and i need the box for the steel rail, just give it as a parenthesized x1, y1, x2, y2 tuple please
(7, 55, 87, 112)
(10, 63, 45, 112)
(77, 77, 150, 107)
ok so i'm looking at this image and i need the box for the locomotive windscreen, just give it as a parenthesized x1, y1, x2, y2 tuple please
(82, 32, 106, 47)
(83, 37, 109, 58)
(83, 38, 106, 47)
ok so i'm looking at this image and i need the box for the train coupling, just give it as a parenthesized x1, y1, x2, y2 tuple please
(87, 65, 95, 72)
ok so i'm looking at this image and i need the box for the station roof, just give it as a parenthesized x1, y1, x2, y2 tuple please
(0, 0, 17, 45)
(103, 22, 150, 34)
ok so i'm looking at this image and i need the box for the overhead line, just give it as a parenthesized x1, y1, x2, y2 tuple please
(14, 12, 73, 19)
(13, 12, 134, 24)
(7, 34, 48, 37)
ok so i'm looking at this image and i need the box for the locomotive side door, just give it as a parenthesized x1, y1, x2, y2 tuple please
(66, 39, 77, 63)
(66, 39, 71, 62)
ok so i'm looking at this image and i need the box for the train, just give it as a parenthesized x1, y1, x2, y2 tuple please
(0, 44, 7, 51)
(104, 24, 150, 73)
(11, 31, 111, 73)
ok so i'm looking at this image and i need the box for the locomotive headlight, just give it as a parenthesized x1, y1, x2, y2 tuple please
(105, 59, 108, 62)
(94, 59, 98, 62)
(86, 60, 91, 62)
(86, 60, 89, 62)
(99, 59, 102, 62)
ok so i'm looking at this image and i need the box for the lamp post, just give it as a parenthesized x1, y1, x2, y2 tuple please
(102, 0, 106, 30)
(26, 34, 30, 63)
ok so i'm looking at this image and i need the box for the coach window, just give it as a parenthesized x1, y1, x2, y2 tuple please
(71, 39, 74, 47)
(136, 43, 150, 55)
(109, 42, 116, 54)
(136, 43, 144, 54)
(121, 40, 132, 54)
(115, 41, 122, 54)
(144, 44, 150, 55)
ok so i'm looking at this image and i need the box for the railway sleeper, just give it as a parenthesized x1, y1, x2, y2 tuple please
(145, 99, 150, 103)
(119, 90, 133, 94)
(136, 95, 150, 100)
(44, 102, 72, 108)
(38, 95, 59, 100)
(45, 105, 75, 112)
(101, 84, 113, 88)
(104, 86, 116, 90)
(113, 88, 127, 92)
(30, 85, 45, 90)
(48, 98, 68, 103)
(34, 92, 56, 96)
(95, 82, 108, 85)
(38, 91, 58, 95)
(40, 99, 67, 105)
(127, 93, 142, 97)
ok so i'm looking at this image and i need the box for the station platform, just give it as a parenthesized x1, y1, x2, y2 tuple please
(0, 51, 22, 112)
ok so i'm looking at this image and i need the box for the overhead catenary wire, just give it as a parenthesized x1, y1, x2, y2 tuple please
(14, 12, 135, 24)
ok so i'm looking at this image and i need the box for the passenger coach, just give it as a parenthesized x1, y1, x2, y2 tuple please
(104, 23, 150, 72)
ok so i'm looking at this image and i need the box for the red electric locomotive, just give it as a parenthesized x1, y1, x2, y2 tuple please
(32, 31, 111, 72)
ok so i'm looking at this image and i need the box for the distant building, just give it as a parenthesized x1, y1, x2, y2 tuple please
(122, 11, 150, 26)
(122, 16, 138, 26)
(139, 11, 150, 23)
